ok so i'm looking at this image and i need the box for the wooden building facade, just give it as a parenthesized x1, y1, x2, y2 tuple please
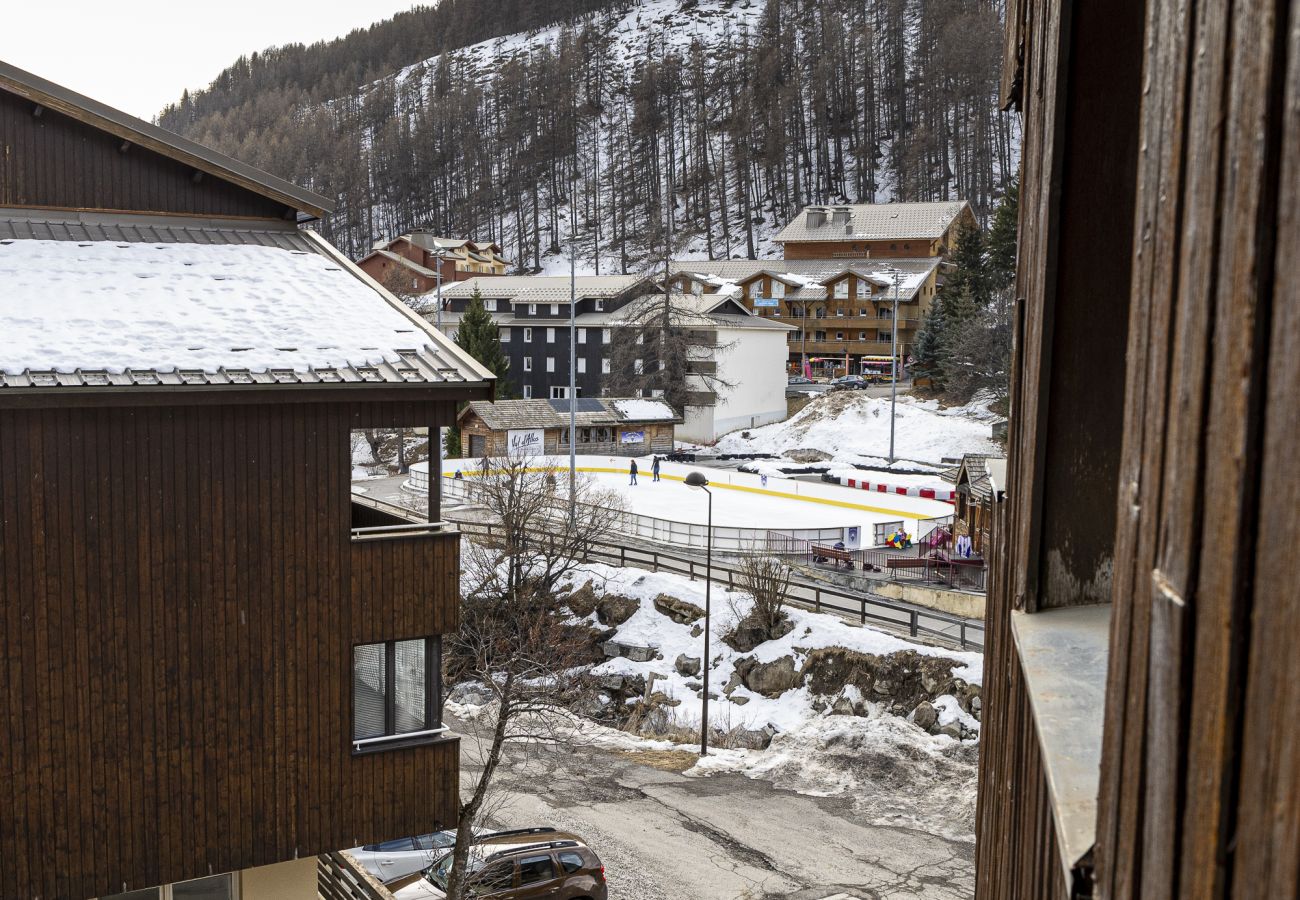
(0, 61, 494, 900)
(974, 0, 1299, 898)
(457, 398, 680, 460)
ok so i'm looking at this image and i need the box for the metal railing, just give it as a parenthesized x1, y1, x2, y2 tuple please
(455, 518, 984, 652)
(764, 530, 987, 593)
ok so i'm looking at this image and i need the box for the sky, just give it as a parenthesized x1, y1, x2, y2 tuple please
(0, 0, 422, 121)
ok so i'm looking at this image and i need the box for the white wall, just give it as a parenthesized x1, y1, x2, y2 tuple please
(675, 325, 790, 443)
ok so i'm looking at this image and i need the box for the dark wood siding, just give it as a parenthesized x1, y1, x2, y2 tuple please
(0, 90, 289, 219)
(0, 399, 460, 900)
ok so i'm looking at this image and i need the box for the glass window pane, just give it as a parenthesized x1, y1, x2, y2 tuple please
(558, 851, 585, 874)
(518, 854, 555, 884)
(393, 639, 427, 733)
(103, 890, 162, 900)
(172, 874, 233, 900)
(474, 862, 515, 890)
(353, 643, 387, 740)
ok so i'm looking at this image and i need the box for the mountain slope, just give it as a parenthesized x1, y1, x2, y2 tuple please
(164, 0, 1018, 272)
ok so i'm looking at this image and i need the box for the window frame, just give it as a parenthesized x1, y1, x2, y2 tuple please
(351, 636, 443, 755)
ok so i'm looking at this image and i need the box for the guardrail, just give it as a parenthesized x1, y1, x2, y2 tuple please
(455, 518, 984, 652)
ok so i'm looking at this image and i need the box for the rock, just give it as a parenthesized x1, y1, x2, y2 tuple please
(830, 695, 856, 716)
(811, 696, 828, 713)
(742, 656, 801, 698)
(800, 647, 961, 712)
(648, 691, 681, 708)
(675, 653, 702, 677)
(599, 673, 647, 696)
(449, 682, 490, 707)
(596, 594, 641, 627)
(787, 448, 833, 463)
(566, 581, 600, 618)
(971, 695, 983, 716)
(602, 640, 656, 663)
(690, 624, 703, 638)
(684, 679, 702, 691)
(653, 593, 705, 625)
(731, 726, 773, 749)
(938, 721, 963, 740)
(912, 700, 939, 732)
(730, 695, 750, 706)
(724, 614, 795, 652)
(721, 671, 745, 696)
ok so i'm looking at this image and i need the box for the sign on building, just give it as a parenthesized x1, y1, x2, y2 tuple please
(507, 428, 544, 456)
(753, 297, 780, 308)
(620, 430, 645, 444)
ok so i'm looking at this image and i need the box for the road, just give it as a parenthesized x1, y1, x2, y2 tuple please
(457, 712, 975, 900)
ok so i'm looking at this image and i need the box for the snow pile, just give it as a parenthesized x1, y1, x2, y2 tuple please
(715, 390, 1001, 466)
(0, 240, 435, 375)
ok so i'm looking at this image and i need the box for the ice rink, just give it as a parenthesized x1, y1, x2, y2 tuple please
(439, 454, 953, 541)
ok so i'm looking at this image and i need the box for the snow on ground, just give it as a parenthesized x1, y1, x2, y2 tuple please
(0, 240, 440, 376)
(559, 561, 982, 736)
(442, 454, 954, 537)
(715, 390, 1002, 467)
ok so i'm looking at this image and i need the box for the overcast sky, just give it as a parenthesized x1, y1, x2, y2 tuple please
(1, 0, 422, 121)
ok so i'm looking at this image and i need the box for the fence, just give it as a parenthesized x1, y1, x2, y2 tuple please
(437, 474, 847, 552)
(765, 529, 987, 593)
(455, 517, 984, 652)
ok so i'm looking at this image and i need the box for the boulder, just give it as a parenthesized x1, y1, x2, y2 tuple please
(938, 722, 963, 740)
(566, 581, 600, 618)
(724, 614, 795, 653)
(912, 700, 939, 732)
(730, 695, 750, 706)
(449, 682, 491, 707)
(675, 654, 702, 677)
(690, 624, 703, 638)
(742, 656, 801, 698)
(800, 647, 961, 712)
(596, 594, 641, 627)
(721, 670, 745, 696)
(830, 695, 856, 716)
(603, 640, 656, 663)
(653, 593, 705, 625)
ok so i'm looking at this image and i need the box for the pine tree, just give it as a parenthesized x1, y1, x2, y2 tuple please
(986, 180, 1020, 293)
(911, 293, 950, 392)
(444, 288, 512, 458)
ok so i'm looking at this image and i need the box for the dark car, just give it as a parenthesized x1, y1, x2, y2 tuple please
(829, 375, 869, 390)
(787, 375, 814, 385)
(393, 829, 607, 900)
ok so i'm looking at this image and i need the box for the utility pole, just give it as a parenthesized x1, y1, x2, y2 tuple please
(888, 267, 901, 462)
(435, 247, 446, 487)
(569, 170, 578, 526)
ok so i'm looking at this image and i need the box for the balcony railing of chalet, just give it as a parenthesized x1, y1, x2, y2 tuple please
(350, 497, 451, 540)
(318, 851, 397, 900)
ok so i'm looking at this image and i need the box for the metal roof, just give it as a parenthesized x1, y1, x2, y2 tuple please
(440, 274, 649, 302)
(670, 257, 941, 300)
(0, 60, 333, 217)
(460, 397, 682, 431)
(0, 214, 494, 395)
(774, 201, 970, 243)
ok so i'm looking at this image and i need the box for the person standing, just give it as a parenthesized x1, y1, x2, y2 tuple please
(629, 459, 639, 485)
(651, 456, 661, 482)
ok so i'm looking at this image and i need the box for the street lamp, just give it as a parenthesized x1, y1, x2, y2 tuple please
(878, 266, 902, 462)
(683, 470, 712, 756)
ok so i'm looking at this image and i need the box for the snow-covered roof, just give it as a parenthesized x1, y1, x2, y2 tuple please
(674, 258, 940, 301)
(440, 274, 648, 303)
(0, 227, 495, 393)
(610, 398, 678, 421)
(460, 397, 683, 430)
(775, 201, 971, 244)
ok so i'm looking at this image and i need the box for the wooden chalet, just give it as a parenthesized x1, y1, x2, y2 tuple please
(457, 397, 681, 460)
(357, 232, 511, 293)
(773, 200, 974, 259)
(0, 61, 493, 900)
(974, 0, 1298, 898)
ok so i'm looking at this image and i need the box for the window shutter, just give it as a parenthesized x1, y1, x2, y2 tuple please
(353, 644, 387, 740)
(393, 639, 428, 733)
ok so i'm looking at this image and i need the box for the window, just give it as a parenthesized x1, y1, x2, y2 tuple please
(558, 852, 585, 874)
(602, 358, 610, 374)
(171, 876, 236, 900)
(836, 308, 845, 317)
(550, 304, 559, 315)
(528, 303, 537, 315)
(578, 328, 587, 344)
(483, 298, 497, 312)
(352, 638, 439, 751)
(771, 281, 785, 298)
(411, 278, 419, 290)
(578, 358, 587, 374)
(523, 384, 532, 399)
(693, 281, 703, 296)
(474, 862, 516, 891)
(523, 356, 533, 372)
(523, 327, 533, 343)
(836, 332, 844, 341)
(500, 327, 512, 342)
(518, 855, 555, 886)
(834, 281, 848, 299)
(857, 281, 869, 298)
(547, 327, 556, 343)
(546, 357, 555, 373)
(635, 332, 644, 344)
(634, 359, 643, 374)
(859, 331, 867, 341)
(651, 388, 664, 397)
(551, 386, 570, 399)
(602, 328, 611, 343)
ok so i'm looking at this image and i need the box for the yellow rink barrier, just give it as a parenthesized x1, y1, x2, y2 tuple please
(443, 464, 935, 521)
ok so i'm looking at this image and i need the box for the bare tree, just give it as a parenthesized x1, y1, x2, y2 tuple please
(436, 452, 626, 900)
(726, 554, 795, 650)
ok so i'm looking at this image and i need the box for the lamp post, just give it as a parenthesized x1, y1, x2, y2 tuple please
(568, 173, 578, 525)
(683, 470, 712, 756)
(882, 266, 902, 462)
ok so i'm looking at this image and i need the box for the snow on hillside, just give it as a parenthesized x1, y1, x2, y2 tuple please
(714, 390, 1002, 467)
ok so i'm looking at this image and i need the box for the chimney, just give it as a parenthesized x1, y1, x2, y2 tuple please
(806, 207, 826, 228)
(832, 206, 852, 226)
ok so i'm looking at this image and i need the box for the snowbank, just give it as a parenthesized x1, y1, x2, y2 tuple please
(715, 390, 1001, 466)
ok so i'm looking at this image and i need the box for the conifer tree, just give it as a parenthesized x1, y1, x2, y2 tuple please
(445, 288, 511, 457)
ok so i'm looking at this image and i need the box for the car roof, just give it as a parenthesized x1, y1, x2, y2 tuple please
(476, 829, 588, 860)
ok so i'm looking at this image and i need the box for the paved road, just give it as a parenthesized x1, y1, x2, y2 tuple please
(458, 713, 975, 900)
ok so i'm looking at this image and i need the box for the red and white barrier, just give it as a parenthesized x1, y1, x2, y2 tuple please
(836, 475, 956, 503)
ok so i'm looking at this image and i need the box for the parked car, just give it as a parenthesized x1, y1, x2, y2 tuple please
(787, 375, 814, 385)
(829, 375, 869, 390)
(392, 829, 607, 900)
(348, 826, 491, 883)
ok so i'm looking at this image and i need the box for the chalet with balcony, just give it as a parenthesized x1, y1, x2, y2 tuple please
(358, 232, 511, 295)
(774, 200, 974, 259)
(0, 60, 493, 900)
(941, 454, 1006, 557)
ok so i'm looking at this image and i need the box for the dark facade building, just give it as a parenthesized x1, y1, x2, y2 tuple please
(974, 1, 1298, 898)
(0, 61, 493, 900)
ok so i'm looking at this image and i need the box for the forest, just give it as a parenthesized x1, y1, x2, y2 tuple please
(160, 0, 1016, 271)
